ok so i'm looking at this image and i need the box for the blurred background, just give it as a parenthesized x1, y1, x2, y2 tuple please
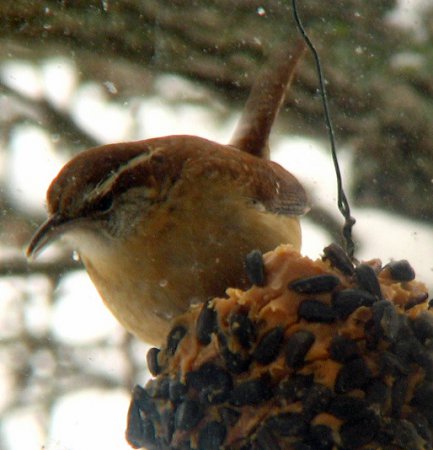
(0, 0, 432, 449)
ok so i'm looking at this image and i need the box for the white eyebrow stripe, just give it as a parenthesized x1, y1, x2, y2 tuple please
(86, 150, 154, 202)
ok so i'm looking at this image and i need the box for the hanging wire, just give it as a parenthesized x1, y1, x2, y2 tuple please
(291, 0, 356, 259)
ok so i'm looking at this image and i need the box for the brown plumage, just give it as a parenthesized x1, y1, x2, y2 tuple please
(27, 41, 308, 344)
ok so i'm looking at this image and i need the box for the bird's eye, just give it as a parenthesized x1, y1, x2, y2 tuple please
(93, 193, 114, 213)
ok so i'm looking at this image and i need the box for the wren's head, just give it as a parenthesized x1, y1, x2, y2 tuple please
(27, 135, 308, 344)
(28, 140, 162, 256)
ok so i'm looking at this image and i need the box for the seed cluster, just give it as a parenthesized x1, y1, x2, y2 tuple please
(126, 244, 433, 450)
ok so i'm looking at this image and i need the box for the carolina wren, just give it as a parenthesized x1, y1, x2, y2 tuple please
(27, 41, 308, 345)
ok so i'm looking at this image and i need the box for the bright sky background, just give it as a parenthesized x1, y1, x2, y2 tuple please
(1, 1, 433, 449)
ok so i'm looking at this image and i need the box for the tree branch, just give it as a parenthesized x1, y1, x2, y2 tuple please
(0, 0, 432, 220)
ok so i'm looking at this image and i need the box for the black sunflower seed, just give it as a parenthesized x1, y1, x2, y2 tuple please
(229, 376, 271, 406)
(364, 318, 381, 350)
(365, 379, 389, 406)
(146, 347, 161, 376)
(379, 418, 424, 449)
(169, 379, 187, 403)
(198, 421, 227, 450)
(376, 430, 395, 447)
(277, 374, 314, 401)
(245, 249, 266, 286)
(339, 412, 379, 449)
(389, 313, 411, 343)
(186, 363, 233, 405)
(298, 300, 336, 323)
(160, 409, 175, 444)
(126, 393, 156, 448)
(328, 395, 369, 420)
(411, 381, 433, 411)
(323, 243, 354, 276)
(254, 326, 285, 365)
(131, 385, 158, 417)
(418, 406, 433, 427)
(285, 330, 315, 368)
(412, 312, 433, 344)
(303, 384, 333, 417)
(219, 407, 240, 427)
(199, 374, 233, 405)
(147, 376, 169, 400)
(381, 351, 410, 376)
(372, 300, 402, 342)
(405, 292, 429, 310)
(223, 348, 251, 374)
(355, 264, 382, 298)
(393, 420, 425, 449)
(413, 349, 433, 381)
(384, 259, 416, 282)
(335, 358, 372, 393)
(174, 399, 203, 431)
(309, 424, 334, 450)
(407, 411, 433, 447)
(254, 426, 281, 450)
(391, 376, 408, 418)
(196, 300, 217, 345)
(230, 311, 256, 349)
(289, 274, 340, 294)
(332, 288, 376, 319)
(329, 335, 359, 362)
(266, 412, 308, 436)
(371, 300, 389, 322)
(166, 325, 187, 355)
(390, 335, 422, 365)
(218, 333, 251, 373)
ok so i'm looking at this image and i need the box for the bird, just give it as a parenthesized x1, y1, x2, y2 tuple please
(27, 40, 308, 345)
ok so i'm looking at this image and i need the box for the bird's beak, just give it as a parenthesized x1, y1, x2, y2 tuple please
(26, 214, 70, 261)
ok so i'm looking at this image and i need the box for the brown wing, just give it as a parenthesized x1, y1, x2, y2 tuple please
(263, 159, 309, 216)
(175, 136, 308, 217)
(236, 154, 308, 217)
